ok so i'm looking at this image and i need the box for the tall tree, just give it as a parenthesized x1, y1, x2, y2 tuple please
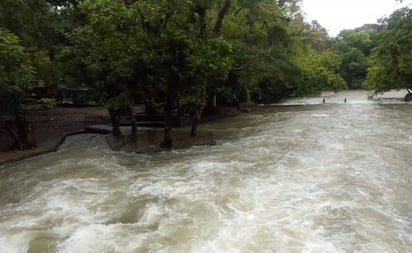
(69, 0, 143, 139)
(220, 0, 301, 103)
(364, 7, 412, 97)
(287, 14, 345, 96)
(0, 28, 34, 149)
(181, 0, 234, 137)
(132, 0, 193, 146)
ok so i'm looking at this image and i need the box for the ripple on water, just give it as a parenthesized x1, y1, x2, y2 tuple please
(1, 103, 412, 252)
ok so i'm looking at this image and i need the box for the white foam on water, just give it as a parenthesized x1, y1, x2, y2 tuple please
(309, 113, 330, 118)
(56, 224, 144, 253)
(1, 102, 412, 252)
(0, 233, 30, 253)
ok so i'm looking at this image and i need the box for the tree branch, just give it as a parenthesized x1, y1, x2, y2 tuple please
(213, 0, 231, 37)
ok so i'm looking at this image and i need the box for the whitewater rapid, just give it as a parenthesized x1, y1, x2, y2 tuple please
(0, 100, 411, 252)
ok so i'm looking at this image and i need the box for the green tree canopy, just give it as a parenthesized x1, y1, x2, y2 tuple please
(0, 28, 33, 120)
(364, 7, 412, 94)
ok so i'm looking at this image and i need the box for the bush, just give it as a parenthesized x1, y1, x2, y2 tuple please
(38, 98, 57, 109)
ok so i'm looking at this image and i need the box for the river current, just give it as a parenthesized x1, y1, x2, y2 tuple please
(0, 97, 411, 252)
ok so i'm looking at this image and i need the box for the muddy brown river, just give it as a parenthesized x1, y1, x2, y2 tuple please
(0, 94, 411, 252)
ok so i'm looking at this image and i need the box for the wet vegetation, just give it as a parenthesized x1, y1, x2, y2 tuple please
(1, 0, 411, 149)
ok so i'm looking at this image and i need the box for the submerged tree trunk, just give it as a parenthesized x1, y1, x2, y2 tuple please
(160, 81, 175, 148)
(129, 106, 137, 143)
(191, 79, 207, 137)
(191, 105, 203, 137)
(160, 98, 173, 148)
(122, 83, 138, 143)
(109, 108, 121, 137)
(160, 126, 172, 148)
(127, 90, 137, 143)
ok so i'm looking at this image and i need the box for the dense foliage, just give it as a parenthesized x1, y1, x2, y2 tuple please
(0, 28, 33, 121)
(1, 0, 411, 148)
(364, 8, 412, 94)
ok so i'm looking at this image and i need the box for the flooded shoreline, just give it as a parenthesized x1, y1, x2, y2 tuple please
(1, 92, 411, 252)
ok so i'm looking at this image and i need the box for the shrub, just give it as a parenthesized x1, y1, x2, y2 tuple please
(38, 98, 57, 109)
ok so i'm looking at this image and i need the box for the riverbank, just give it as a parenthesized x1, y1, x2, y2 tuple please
(0, 126, 85, 166)
(275, 89, 410, 105)
(0, 105, 246, 166)
(2, 90, 410, 165)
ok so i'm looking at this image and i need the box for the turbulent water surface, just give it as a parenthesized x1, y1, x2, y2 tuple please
(1, 96, 412, 252)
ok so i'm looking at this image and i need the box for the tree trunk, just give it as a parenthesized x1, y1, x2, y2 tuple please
(5, 119, 25, 150)
(121, 82, 138, 143)
(8, 127, 22, 150)
(160, 127, 172, 148)
(127, 93, 137, 143)
(26, 123, 36, 149)
(109, 108, 121, 137)
(191, 106, 203, 137)
(213, 0, 231, 37)
(129, 106, 137, 143)
(191, 78, 206, 137)
(160, 82, 174, 148)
